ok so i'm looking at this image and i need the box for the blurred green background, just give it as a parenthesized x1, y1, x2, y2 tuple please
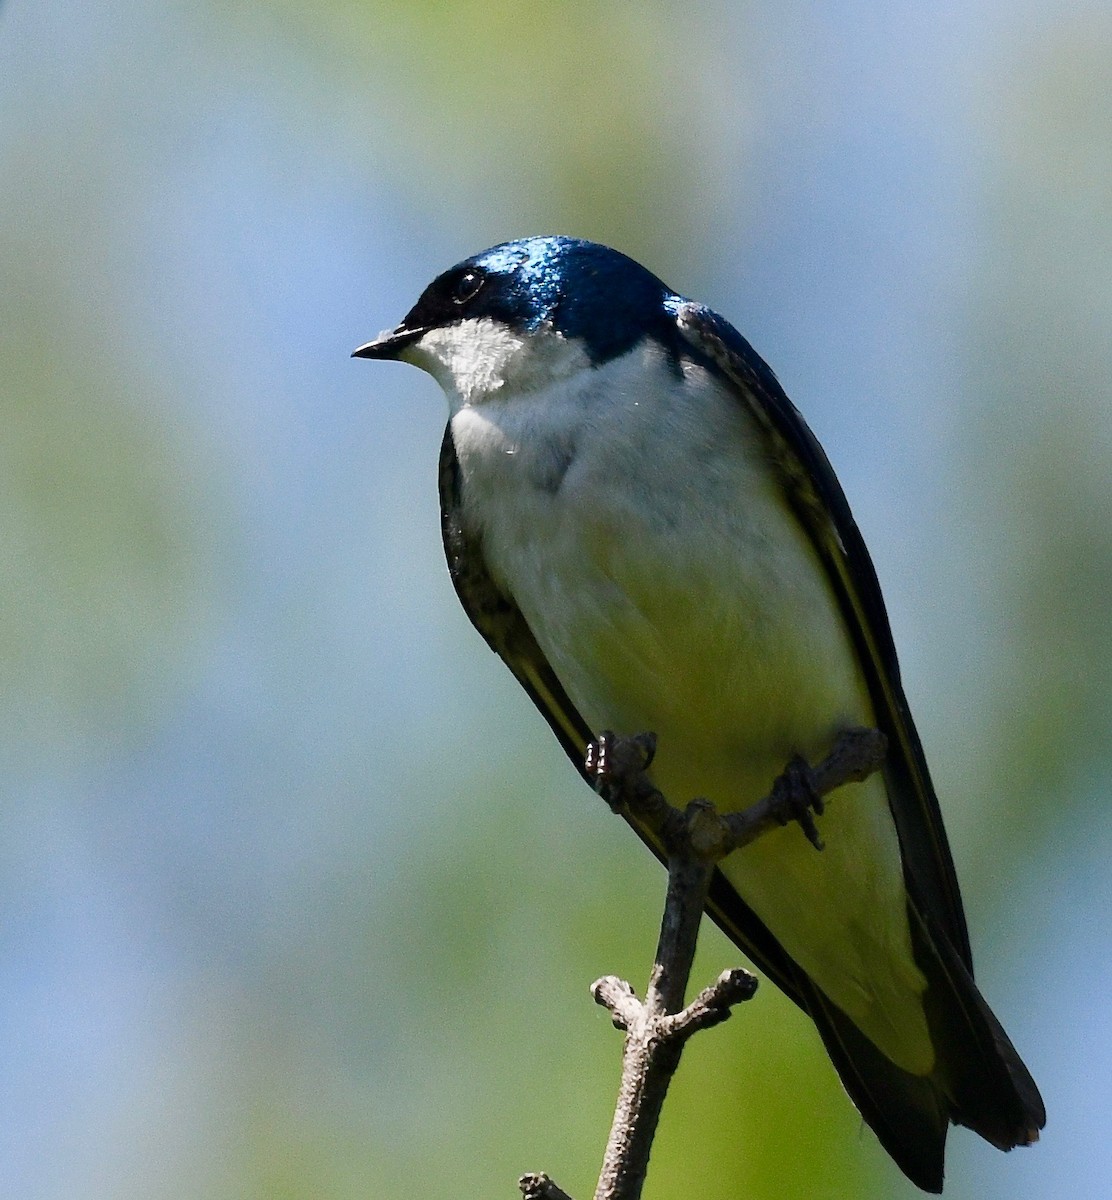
(1, 1, 1109, 1197)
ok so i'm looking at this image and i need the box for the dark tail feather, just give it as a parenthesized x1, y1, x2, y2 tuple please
(705, 869, 951, 1189)
(915, 908, 1046, 1150)
(801, 976, 949, 1192)
(702, 870, 1044, 1192)
(796, 909, 1045, 1194)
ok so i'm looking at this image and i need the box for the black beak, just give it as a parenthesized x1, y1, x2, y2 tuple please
(351, 323, 427, 360)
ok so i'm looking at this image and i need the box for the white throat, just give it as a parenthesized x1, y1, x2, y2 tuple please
(403, 318, 590, 411)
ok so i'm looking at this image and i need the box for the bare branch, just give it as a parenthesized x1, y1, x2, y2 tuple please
(591, 977, 642, 1032)
(519, 1173, 575, 1200)
(661, 968, 760, 1042)
(525, 727, 888, 1200)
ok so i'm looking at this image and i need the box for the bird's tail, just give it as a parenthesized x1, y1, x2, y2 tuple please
(915, 906, 1045, 1150)
(800, 905, 1045, 1192)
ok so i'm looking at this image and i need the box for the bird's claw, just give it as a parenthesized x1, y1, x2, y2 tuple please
(770, 755, 826, 850)
(586, 731, 657, 813)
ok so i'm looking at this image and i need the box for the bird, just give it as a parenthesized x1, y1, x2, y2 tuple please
(353, 235, 1045, 1192)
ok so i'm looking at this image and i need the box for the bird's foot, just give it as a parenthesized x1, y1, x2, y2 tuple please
(586, 731, 657, 813)
(769, 755, 826, 850)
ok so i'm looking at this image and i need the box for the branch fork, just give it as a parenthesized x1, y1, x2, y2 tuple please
(593, 967, 758, 1040)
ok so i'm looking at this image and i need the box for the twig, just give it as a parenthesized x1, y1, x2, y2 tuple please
(519, 727, 887, 1200)
(519, 1174, 575, 1200)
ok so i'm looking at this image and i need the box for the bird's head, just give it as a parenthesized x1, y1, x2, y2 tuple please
(353, 236, 680, 406)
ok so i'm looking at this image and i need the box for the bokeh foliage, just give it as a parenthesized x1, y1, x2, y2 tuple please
(0, 2, 1108, 1198)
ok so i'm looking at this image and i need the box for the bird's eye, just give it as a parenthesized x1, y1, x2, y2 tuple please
(451, 269, 484, 305)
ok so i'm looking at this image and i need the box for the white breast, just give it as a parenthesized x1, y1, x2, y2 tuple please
(449, 336, 858, 760)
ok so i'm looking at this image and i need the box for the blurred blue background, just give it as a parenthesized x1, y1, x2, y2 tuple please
(1, 1, 1109, 1196)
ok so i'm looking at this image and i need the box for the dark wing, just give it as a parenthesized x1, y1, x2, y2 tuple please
(438, 426, 593, 767)
(671, 301, 971, 965)
(671, 302, 1044, 1179)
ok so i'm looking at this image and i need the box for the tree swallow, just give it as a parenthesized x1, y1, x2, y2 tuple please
(353, 236, 1045, 1191)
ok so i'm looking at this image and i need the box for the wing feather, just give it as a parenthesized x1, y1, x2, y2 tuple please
(671, 302, 972, 966)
